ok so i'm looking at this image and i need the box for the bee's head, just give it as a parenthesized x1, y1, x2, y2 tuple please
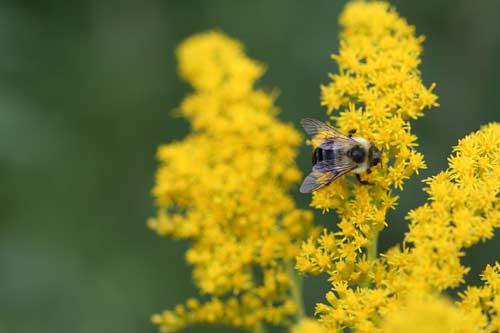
(368, 143, 382, 167)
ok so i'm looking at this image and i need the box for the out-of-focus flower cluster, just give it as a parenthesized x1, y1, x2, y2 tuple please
(381, 295, 480, 333)
(148, 31, 315, 332)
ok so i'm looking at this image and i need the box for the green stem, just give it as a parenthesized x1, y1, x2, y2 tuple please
(288, 261, 306, 323)
(249, 267, 267, 333)
(368, 225, 379, 263)
(361, 225, 379, 288)
(253, 321, 266, 333)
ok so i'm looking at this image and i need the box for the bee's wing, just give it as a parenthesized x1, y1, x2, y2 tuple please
(299, 160, 357, 193)
(300, 118, 352, 139)
(300, 118, 355, 149)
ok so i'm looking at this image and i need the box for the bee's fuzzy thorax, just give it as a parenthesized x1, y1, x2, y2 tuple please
(351, 137, 370, 149)
(350, 137, 371, 174)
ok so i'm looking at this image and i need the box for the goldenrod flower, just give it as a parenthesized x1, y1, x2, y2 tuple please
(297, 2, 500, 333)
(297, 0, 437, 288)
(149, 31, 314, 332)
(388, 122, 500, 331)
(385, 122, 500, 293)
(310, 122, 500, 333)
(150, 2, 500, 333)
(459, 263, 500, 332)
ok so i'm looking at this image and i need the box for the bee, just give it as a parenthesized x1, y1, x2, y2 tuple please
(299, 118, 382, 193)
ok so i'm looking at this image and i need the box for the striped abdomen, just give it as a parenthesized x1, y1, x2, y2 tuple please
(312, 147, 336, 165)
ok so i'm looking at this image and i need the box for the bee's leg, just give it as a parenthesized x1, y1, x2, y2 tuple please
(348, 129, 357, 138)
(356, 173, 372, 185)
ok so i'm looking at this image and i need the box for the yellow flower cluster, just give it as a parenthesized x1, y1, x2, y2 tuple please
(309, 123, 500, 333)
(367, 123, 499, 332)
(148, 31, 314, 332)
(385, 122, 500, 293)
(296, 2, 438, 294)
(296, 2, 500, 333)
(297, 0, 437, 285)
(150, 2, 500, 333)
(459, 263, 500, 332)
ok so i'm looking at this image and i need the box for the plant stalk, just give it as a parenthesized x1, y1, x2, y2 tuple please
(368, 225, 379, 263)
(288, 261, 306, 323)
(253, 321, 266, 333)
(361, 224, 379, 288)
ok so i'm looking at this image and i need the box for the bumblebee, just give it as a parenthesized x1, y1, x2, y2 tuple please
(300, 118, 382, 193)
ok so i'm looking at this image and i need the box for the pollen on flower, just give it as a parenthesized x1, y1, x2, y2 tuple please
(150, 31, 315, 332)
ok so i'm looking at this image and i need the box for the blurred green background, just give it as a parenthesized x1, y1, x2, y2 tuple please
(1, 0, 499, 332)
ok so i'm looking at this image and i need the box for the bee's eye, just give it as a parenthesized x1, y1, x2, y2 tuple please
(350, 147, 365, 163)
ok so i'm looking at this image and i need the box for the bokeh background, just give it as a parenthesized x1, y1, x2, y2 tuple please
(1, 0, 499, 332)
